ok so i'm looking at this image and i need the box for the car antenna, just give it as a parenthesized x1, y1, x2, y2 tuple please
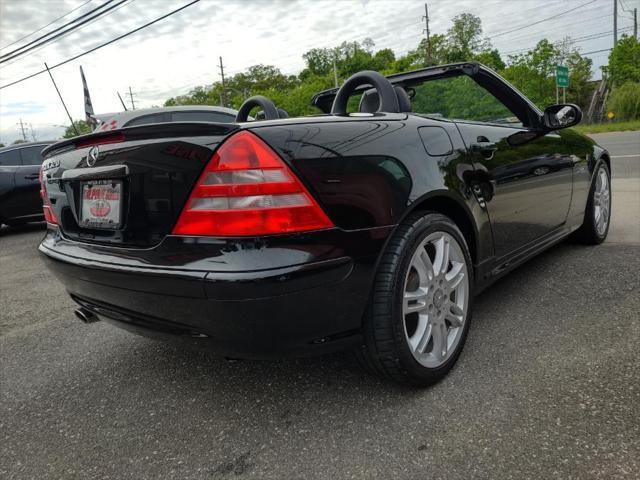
(117, 91, 128, 111)
(44, 62, 79, 136)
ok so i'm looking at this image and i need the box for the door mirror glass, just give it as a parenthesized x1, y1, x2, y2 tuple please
(542, 104, 582, 130)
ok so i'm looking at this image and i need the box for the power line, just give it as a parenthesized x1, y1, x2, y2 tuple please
(222, 4, 611, 77)
(0, 0, 134, 70)
(502, 26, 633, 55)
(0, 0, 200, 90)
(496, 11, 615, 45)
(488, 0, 598, 39)
(223, 19, 424, 76)
(582, 47, 614, 54)
(1, 0, 128, 64)
(618, 0, 634, 13)
(0, 0, 92, 51)
(1, 0, 117, 60)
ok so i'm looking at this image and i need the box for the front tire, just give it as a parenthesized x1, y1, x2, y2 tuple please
(357, 212, 473, 386)
(573, 162, 611, 244)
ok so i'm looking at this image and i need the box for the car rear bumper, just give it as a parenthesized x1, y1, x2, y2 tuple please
(39, 228, 389, 357)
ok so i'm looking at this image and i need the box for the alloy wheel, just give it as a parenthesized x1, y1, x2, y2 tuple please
(593, 166, 611, 236)
(402, 231, 469, 368)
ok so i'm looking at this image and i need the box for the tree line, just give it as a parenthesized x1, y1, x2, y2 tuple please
(164, 13, 639, 122)
(54, 12, 639, 141)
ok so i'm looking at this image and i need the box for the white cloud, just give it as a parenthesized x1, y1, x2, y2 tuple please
(0, 0, 631, 144)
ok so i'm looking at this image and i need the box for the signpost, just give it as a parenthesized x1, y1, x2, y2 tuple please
(556, 65, 569, 103)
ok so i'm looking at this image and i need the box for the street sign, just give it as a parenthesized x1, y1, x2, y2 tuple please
(556, 65, 569, 88)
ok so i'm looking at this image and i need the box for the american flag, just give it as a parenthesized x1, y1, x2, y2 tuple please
(80, 66, 96, 129)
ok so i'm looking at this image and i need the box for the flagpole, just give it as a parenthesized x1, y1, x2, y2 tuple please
(117, 91, 128, 111)
(45, 62, 79, 136)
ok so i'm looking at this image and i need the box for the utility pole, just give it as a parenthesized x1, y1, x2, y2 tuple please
(16, 118, 27, 141)
(127, 86, 136, 110)
(422, 2, 432, 65)
(634, 8, 638, 39)
(218, 56, 226, 107)
(333, 58, 339, 88)
(117, 91, 128, 111)
(613, 0, 618, 45)
(29, 123, 37, 141)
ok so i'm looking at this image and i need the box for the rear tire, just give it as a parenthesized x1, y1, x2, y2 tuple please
(356, 212, 473, 386)
(573, 162, 611, 245)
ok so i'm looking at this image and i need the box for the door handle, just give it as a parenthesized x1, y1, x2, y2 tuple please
(24, 174, 39, 180)
(470, 136, 498, 159)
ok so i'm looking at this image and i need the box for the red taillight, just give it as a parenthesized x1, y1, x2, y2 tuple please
(172, 131, 334, 236)
(39, 167, 58, 225)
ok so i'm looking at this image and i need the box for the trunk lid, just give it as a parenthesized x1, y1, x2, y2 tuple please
(42, 123, 238, 247)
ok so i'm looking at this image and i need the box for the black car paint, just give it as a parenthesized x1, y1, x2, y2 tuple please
(0, 142, 53, 225)
(38, 64, 609, 357)
(45, 123, 238, 246)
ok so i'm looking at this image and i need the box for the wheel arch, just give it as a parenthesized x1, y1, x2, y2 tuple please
(398, 190, 479, 265)
(598, 152, 611, 174)
(591, 146, 611, 177)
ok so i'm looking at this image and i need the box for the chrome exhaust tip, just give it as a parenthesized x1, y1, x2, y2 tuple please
(74, 308, 100, 324)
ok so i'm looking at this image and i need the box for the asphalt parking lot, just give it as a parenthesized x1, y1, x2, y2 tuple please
(1, 131, 639, 480)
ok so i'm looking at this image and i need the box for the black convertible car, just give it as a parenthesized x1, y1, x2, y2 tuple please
(39, 62, 611, 385)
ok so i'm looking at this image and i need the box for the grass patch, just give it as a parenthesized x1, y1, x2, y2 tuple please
(574, 120, 640, 134)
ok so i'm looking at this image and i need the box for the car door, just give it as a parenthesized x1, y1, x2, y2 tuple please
(0, 147, 21, 220)
(455, 122, 574, 257)
(14, 145, 47, 217)
(406, 71, 573, 258)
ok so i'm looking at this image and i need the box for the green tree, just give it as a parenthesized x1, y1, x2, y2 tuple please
(12, 139, 27, 144)
(608, 35, 640, 86)
(232, 64, 297, 92)
(474, 48, 505, 71)
(63, 120, 92, 138)
(565, 50, 593, 108)
(502, 40, 557, 108)
(302, 47, 335, 76)
(607, 82, 640, 120)
(406, 34, 450, 67)
(373, 48, 396, 72)
(0, 143, 5, 148)
(161, 18, 599, 118)
(445, 13, 488, 62)
(501, 39, 591, 110)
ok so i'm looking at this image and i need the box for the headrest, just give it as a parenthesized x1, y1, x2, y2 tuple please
(358, 86, 412, 113)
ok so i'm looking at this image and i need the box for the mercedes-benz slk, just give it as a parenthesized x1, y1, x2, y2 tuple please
(39, 63, 611, 385)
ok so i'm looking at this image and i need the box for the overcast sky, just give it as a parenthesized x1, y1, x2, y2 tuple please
(0, 0, 637, 144)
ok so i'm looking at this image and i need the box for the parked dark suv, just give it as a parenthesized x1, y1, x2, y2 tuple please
(0, 141, 53, 226)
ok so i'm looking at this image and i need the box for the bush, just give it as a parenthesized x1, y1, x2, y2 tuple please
(607, 82, 640, 121)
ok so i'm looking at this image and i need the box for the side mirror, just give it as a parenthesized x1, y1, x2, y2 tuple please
(542, 104, 582, 130)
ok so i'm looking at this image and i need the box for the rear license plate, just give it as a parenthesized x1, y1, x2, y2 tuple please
(79, 180, 122, 229)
